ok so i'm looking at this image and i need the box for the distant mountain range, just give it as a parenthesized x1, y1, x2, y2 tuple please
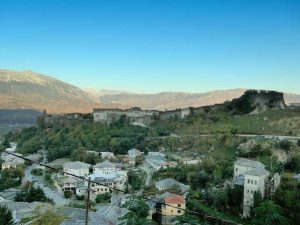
(98, 90, 300, 110)
(0, 69, 300, 113)
(0, 69, 124, 113)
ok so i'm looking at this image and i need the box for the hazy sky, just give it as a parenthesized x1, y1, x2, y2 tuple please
(0, 0, 299, 93)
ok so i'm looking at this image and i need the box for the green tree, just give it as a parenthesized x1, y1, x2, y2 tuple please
(95, 193, 111, 203)
(0, 205, 13, 225)
(15, 186, 52, 203)
(252, 200, 290, 225)
(227, 185, 243, 214)
(2, 137, 10, 148)
(31, 208, 65, 225)
(279, 140, 292, 152)
(273, 176, 300, 224)
(123, 197, 149, 218)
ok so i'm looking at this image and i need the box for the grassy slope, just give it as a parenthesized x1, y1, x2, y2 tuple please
(151, 108, 300, 136)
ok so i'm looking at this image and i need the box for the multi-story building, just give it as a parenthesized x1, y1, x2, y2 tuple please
(84, 171, 128, 200)
(93, 160, 123, 175)
(63, 176, 78, 192)
(63, 161, 91, 177)
(233, 158, 272, 217)
(242, 167, 269, 217)
(155, 192, 186, 224)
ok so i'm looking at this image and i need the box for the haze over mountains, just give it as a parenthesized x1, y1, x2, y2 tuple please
(0, 69, 300, 113)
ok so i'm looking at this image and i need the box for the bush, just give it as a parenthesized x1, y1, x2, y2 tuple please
(15, 186, 52, 203)
(31, 169, 43, 176)
(95, 193, 111, 203)
(279, 140, 292, 152)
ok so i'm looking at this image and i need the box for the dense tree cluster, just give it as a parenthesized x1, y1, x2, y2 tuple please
(0, 206, 13, 225)
(7, 119, 148, 161)
(0, 168, 23, 191)
(15, 186, 52, 203)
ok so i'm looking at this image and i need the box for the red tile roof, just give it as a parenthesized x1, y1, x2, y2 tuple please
(164, 195, 185, 204)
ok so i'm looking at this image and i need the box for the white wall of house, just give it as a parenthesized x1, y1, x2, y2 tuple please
(242, 173, 268, 217)
(64, 168, 89, 177)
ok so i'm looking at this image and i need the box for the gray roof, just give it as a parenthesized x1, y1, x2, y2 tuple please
(156, 178, 179, 188)
(96, 205, 129, 224)
(155, 178, 190, 192)
(245, 167, 269, 176)
(63, 161, 91, 170)
(235, 158, 265, 169)
(93, 160, 123, 169)
(56, 207, 106, 224)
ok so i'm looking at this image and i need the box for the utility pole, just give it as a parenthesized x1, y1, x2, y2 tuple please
(85, 177, 91, 225)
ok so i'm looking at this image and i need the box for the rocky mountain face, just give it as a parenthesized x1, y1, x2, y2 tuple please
(0, 69, 123, 113)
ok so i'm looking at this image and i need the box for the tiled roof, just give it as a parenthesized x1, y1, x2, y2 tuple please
(164, 195, 185, 204)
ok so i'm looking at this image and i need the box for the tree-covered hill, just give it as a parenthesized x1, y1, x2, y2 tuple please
(6, 118, 148, 161)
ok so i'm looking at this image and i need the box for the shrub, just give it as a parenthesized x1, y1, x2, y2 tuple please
(95, 193, 111, 203)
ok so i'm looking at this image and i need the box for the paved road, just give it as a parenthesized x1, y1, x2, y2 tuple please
(24, 166, 70, 206)
(147, 133, 300, 141)
(140, 162, 153, 187)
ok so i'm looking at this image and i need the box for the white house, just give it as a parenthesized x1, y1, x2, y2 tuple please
(93, 160, 123, 175)
(233, 158, 271, 218)
(84, 171, 127, 200)
(243, 167, 269, 217)
(63, 161, 91, 177)
(63, 176, 78, 192)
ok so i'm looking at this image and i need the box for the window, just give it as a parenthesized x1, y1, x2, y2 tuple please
(251, 180, 253, 184)
(236, 168, 238, 172)
(248, 179, 250, 183)
(255, 181, 257, 185)
(171, 210, 173, 213)
(247, 190, 249, 193)
(177, 210, 181, 213)
(177, 204, 181, 207)
(251, 190, 253, 194)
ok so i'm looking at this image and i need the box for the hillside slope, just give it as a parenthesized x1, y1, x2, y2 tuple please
(0, 69, 123, 113)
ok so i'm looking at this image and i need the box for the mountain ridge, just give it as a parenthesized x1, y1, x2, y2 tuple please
(0, 69, 300, 113)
